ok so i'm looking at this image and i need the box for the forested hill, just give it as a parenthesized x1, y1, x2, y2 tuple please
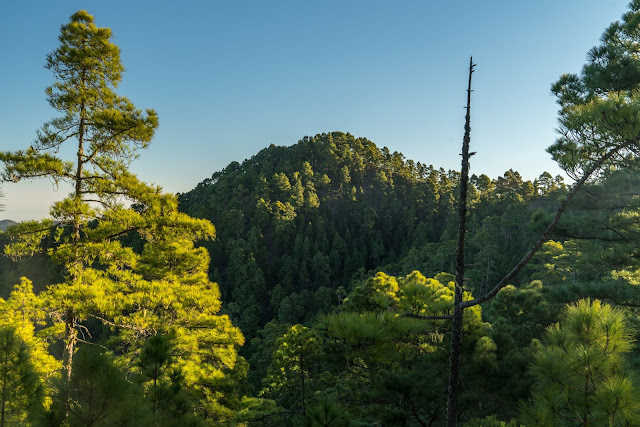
(3, 128, 640, 423)
(178, 131, 567, 338)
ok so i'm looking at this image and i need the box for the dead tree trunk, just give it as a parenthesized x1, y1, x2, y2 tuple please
(446, 56, 475, 427)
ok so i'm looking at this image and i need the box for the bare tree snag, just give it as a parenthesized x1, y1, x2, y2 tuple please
(446, 56, 475, 427)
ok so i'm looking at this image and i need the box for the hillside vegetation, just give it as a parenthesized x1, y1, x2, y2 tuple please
(179, 132, 565, 337)
(4, 2, 640, 425)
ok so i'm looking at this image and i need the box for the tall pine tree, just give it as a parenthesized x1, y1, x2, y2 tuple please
(0, 10, 245, 421)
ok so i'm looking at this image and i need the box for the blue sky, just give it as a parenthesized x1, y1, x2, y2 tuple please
(0, 0, 631, 220)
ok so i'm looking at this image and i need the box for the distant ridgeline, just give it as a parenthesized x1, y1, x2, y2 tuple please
(177, 132, 568, 339)
(0, 220, 17, 231)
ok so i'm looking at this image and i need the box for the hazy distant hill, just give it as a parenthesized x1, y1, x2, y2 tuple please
(0, 220, 17, 231)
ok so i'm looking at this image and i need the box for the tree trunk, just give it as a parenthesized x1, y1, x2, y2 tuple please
(65, 70, 85, 420)
(300, 354, 306, 417)
(446, 57, 475, 427)
(1, 337, 8, 427)
(63, 308, 76, 418)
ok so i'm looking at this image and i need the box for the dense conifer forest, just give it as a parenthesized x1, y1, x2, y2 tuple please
(3, 3, 640, 426)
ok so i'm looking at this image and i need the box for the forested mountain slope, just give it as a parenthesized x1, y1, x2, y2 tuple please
(3, 130, 640, 424)
(178, 132, 567, 338)
(179, 133, 640, 424)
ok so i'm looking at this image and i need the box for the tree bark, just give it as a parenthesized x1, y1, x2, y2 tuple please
(63, 308, 76, 420)
(65, 69, 86, 420)
(1, 337, 8, 427)
(446, 56, 475, 427)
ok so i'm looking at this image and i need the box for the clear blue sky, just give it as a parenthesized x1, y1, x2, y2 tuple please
(0, 0, 631, 220)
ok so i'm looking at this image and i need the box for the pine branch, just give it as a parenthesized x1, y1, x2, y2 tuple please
(462, 142, 630, 309)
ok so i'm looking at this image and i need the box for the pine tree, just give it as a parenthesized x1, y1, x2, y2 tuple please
(0, 10, 157, 397)
(262, 324, 321, 417)
(0, 10, 245, 421)
(46, 346, 152, 426)
(520, 299, 640, 425)
(136, 334, 204, 426)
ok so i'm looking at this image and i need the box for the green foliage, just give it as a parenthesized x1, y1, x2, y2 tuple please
(477, 281, 560, 418)
(179, 133, 486, 336)
(0, 278, 60, 385)
(0, 326, 43, 426)
(0, 252, 62, 298)
(304, 396, 351, 427)
(135, 334, 205, 426)
(258, 271, 500, 425)
(180, 135, 561, 355)
(262, 324, 321, 415)
(520, 299, 640, 425)
(245, 320, 291, 392)
(45, 346, 152, 426)
(463, 415, 520, 427)
(0, 11, 160, 389)
(549, 1, 640, 178)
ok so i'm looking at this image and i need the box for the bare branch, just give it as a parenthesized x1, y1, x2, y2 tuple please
(462, 143, 628, 309)
(403, 313, 453, 321)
